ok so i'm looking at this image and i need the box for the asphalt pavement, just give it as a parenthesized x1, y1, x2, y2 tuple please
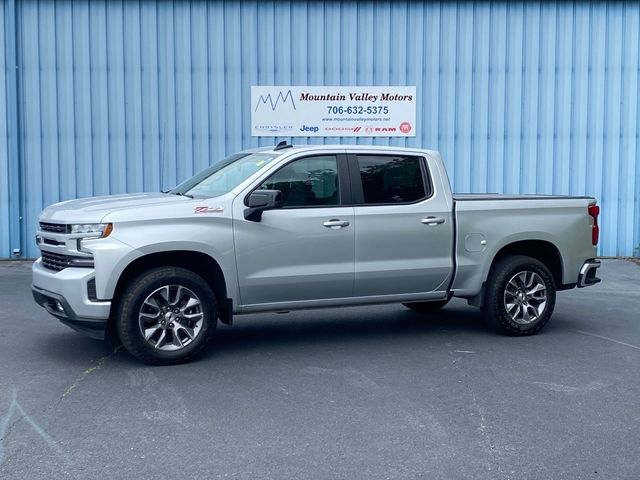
(0, 259, 639, 479)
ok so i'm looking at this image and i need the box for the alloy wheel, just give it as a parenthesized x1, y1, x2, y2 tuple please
(138, 285, 205, 351)
(503, 271, 548, 325)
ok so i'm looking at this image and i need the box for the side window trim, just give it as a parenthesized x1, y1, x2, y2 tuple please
(346, 153, 364, 204)
(244, 153, 352, 209)
(420, 157, 434, 198)
(336, 153, 353, 205)
(346, 153, 433, 206)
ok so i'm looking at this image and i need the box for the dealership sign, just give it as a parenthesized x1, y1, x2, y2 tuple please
(251, 86, 416, 137)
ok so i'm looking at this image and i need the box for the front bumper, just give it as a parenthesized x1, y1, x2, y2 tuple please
(577, 259, 601, 288)
(32, 259, 111, 339)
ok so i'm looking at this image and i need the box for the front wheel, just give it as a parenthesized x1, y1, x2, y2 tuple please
(117, 267, 217, 365)
(482, 255, 556, 336)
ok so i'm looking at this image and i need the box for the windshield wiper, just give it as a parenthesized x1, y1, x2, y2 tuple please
(162, 191, 194, 199)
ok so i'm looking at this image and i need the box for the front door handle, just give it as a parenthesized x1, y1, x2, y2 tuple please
(421, 217, 445, 226)
(323, 219, 350, 229)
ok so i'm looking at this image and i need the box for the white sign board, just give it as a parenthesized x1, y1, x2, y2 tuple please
(251, 86, 416, 137)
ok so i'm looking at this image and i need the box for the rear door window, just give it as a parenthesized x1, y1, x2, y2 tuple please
(355, 155, 428, 204)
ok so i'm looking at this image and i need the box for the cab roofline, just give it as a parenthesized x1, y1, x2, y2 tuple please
(239, 144, 437, 156)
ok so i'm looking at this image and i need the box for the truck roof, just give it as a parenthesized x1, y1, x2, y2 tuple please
(243, 144, 438, 156)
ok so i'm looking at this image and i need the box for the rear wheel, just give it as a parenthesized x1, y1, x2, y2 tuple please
(402, 299, 449, 313)
(117, 267, 217, 365)
(482, 255, 556, 336)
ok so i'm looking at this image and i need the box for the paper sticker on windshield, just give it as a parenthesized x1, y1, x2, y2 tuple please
(194, 206, 224, 214)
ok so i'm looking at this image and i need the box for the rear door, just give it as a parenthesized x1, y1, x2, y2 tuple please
(233, 153, 355, 306)
(348, 152, 454, 297)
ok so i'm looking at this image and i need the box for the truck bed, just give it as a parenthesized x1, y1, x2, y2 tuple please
(450, 193, 597, 298)
(454, 194, 593, 201)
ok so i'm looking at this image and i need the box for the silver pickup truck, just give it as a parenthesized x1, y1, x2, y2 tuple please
(32, 144, 601, 364)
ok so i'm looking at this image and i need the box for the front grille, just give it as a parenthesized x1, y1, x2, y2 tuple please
(39, 222, 69, 233)
(42, 237, 65, 246)
(40, 251, 94, 271)
(87, 278, 98, 301)
(41, 251, 69, 271)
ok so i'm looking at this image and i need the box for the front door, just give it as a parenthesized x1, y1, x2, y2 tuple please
(233, 154, 355, 306)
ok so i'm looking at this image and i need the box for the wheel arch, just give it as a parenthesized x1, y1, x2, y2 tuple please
(489, 240, 564, 289)
(109, 250, 232, 331)
(466, 239, 564, 308)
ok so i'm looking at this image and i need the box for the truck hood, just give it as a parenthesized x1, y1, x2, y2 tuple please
(40, 192, 192, 223)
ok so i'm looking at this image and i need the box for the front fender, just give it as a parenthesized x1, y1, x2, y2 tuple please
(93, 218, 238, 304)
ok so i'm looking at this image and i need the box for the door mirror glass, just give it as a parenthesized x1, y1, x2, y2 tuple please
(244, 190, 283, 221)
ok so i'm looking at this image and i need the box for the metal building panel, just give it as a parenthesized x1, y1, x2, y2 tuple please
(0, 0, 9, 257)
(20, 0, 45, 258)
(71, 2, 93, 199)
(4, 1, 640, 258)
(54, 1, 78, 205)
(486, 3, 507, 194)
(621, 5, 639, 257)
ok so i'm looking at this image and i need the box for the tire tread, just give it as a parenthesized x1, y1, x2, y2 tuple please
(483, 255, 556, 336)
(117, 266, 216, 365)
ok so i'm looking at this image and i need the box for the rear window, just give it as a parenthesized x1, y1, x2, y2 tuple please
(356, 155, 428, 204)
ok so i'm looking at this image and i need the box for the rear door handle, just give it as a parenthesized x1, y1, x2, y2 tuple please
(421, 217, 445, 226)
(323, 219, 350, 229)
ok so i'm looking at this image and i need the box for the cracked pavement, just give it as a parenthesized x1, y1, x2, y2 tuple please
(1, 259, 639, 479)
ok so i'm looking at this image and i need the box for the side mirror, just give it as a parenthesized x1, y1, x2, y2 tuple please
(244, 189, 284, 222)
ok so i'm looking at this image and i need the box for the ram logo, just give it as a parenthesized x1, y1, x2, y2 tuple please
(254, 90, 296, 112)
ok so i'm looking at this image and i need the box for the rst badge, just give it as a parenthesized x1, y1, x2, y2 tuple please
(193, 206, 224, 214)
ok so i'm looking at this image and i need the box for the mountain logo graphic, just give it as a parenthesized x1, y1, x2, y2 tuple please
(254, 90, 297, 112)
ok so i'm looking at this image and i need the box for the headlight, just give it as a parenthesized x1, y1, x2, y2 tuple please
(71, 223, 113, 237)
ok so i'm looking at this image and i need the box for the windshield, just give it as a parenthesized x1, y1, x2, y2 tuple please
(170, 152, 281, 198)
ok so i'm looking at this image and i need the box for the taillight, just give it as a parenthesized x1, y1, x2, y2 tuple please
(588, 204, 600, 246)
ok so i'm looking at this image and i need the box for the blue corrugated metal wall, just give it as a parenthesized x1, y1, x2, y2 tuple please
(0, 0, 7, 258)
(0, 1, 639, 258)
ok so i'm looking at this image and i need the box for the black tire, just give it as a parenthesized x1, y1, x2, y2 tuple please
(482, 255, 556, 336)
(117, 266, 217, 365)
(402, 300, 450, 313)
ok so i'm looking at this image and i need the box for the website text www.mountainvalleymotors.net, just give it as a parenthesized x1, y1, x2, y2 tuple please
(322, 117, 391, 122)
